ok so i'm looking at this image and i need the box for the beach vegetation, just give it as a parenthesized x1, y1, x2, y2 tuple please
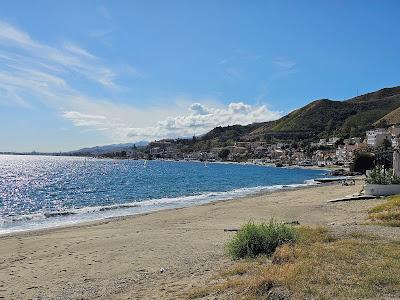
(188, 227, 400, 299)
(366, 166, 400, 185)
(225, 220, 298, 259)
(368, 194, 400, 226)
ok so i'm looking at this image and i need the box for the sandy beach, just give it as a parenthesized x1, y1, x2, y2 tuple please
(1, 180, 397, 300)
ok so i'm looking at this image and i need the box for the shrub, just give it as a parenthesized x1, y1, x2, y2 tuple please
(366, 165, 400, 185)
(351, 151, 374, 173)
(225, 220, 298, 259)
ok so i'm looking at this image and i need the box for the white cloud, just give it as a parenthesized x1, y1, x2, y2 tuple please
(125, 102, 281, 141)
(63, 111, 107, 127)
(63, 42, 97, 59)
(0, 21, 122, 89)
(273, 57, 297, 71)
(0, 21, 282, 144)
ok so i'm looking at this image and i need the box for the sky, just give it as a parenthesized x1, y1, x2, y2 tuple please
(0, 0, 399, 152)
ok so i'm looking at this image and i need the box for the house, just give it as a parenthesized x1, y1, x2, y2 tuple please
(327, 137, 340, 146)
(366, 128, 391, 147)
(313, 149, 337, 166)
(336, 144, 356, 161)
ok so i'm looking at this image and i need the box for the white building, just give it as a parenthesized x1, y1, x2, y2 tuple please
(366, 128, 391, 147)
(327, 137, 340, 146)
(336, 144, 357, 161)
(388, 125, 400, 137)
(393, 137, 400, 149)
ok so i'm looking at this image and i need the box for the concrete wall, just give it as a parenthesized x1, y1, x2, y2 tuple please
(364, 184, 400, 196)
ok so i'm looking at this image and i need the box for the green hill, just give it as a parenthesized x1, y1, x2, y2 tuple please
(197, 86, 400, 145)
(250, 86, 400, 138)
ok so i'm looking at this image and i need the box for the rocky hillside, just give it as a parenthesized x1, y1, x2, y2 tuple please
(376, 106, 400, 126)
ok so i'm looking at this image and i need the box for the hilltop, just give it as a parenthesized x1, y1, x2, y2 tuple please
(195, 86, 400, 147)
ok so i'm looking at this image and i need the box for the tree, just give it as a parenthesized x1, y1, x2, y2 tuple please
(335, 138, 345, 147)
(375, 119, 388, 129)
(218, 148, 230, 160)
(351, 152, 375, 173)
(381, 138, 392, 151)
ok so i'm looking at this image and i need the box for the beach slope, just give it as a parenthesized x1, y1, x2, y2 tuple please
(0, 182, 394, 299)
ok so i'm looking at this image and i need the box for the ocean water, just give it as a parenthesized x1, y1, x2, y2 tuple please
(0, 155, 329, 234)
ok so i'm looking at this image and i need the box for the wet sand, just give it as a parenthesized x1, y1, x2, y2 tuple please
(0, 181, 391, 299)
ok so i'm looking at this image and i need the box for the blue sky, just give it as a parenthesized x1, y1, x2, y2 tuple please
(0, 0, 399, 152)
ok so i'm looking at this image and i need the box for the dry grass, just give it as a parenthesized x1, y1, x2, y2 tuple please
(368, 195, 400, 227)
(187, 227, 400, 300)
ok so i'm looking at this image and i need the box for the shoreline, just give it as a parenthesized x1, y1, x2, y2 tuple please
(1, 180, 387, 300)
(0, 179, 333, 238)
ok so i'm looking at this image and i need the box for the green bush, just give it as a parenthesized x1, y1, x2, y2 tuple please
(225, 220, 298, 259)
(366, 166, 400, 185)
(351, 151, 375, 173)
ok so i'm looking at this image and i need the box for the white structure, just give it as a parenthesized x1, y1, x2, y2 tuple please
(388, 125, 400, 137)
(327, 137, 340, 146)
(366, 128, 391, 147)
(394, 150, 400, 177)
(364, 184, 400, 196)
(393, 137, 400, 148)
(336, 144, 356, 161)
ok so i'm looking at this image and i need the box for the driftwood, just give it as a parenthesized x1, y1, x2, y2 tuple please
(224, 221, 300, 232)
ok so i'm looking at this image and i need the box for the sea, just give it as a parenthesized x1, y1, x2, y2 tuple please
(0, 155, 330, 234)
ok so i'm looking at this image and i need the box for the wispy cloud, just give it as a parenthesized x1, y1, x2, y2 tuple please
(272, 57, 297, 72)
(0, 21, 123, 89)
(0, 21, 281, 143)
(219, 49, 261, 79)
(90, 5, 114, 47)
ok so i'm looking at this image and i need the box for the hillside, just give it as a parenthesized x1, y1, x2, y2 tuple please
(376, 106, 400, 125)
(251, 86, 400, 138)
(197, 86, 400, 145)
(69, 141, 148, 155)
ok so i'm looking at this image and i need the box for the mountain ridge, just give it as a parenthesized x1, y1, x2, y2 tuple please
(195, 85, 400, 148)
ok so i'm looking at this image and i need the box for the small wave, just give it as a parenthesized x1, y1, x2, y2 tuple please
(0, 179, 319, 233)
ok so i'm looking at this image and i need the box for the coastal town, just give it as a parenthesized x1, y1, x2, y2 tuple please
(104, 124, 400, 169)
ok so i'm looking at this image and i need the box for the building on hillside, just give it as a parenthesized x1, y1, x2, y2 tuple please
(355, 142, 368, 151)
(393, 137, 400, 149)
(366, 128, 392, 147)
(388, 125, 400, 137)
(336, 144, 357, 162)
(327, 137, 340, 146)
(313, 149, 337, 166)
(344, 137, 362, 145)
(126, 149, 144, 159)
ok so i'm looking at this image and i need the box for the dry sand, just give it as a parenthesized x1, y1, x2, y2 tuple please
(0, 181, 397, 299)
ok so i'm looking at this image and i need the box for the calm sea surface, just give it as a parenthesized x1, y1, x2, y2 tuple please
(0, 155, 329, 233)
